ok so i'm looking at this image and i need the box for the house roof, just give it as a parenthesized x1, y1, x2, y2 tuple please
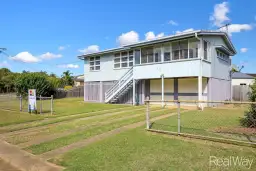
(246, 73, 256, 77)
(232, 72, 254, 79)
(74, 75, 84, 81)
(78, 30, 236, 59)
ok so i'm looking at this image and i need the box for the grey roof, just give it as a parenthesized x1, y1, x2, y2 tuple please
(78, 30, 236, 59)
(232, 72, 254, 79)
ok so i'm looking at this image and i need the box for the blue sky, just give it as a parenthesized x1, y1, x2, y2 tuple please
(0, 0, 255, 76)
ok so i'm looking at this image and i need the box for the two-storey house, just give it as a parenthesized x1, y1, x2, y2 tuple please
(78, 30, 236, 106)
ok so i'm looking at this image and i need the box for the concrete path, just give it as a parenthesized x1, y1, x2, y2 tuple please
(39, 112, 178, 160)
(0, 140, 64, 171)
(0, 158, 21, 171)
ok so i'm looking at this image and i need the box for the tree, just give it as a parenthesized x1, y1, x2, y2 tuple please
(0, 68, 17, 93)
(15, 72, 54, 97)
(61, 70, 74, 86)
(240, 79, 256, 128)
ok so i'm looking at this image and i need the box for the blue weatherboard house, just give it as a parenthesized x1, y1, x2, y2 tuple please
(78, 30, 236, 106)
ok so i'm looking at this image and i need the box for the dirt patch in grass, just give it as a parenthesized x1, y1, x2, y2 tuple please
(211, 126, 256, 135)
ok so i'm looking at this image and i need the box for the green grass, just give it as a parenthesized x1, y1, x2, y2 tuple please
(52, 128, 256, 171)
(6, 107, 158, 144)
(1, 106, 144, 133)
(25, 109, 174, 154)
(0, 98, 131, 127)
(151, 108, 254, 142)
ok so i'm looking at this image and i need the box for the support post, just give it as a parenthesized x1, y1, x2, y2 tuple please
(19, 95, 22, 111)
(161, 74, 164, 108)
(40, 95, 42, 114)
(51, 95, 53, 115)
(146, 96, 150, 129)
(99, 81, 103, 102)
(177, 101, 180, 134)
(133, 79, 136, 105)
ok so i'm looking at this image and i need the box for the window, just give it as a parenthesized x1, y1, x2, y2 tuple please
(189, 39, 199, 58)
(141, 47, 154, 64)
(172, 42, 180, 60)
(180, 40, 188, 59)
(163, 45, 171, 61)
(135, 49, 140, 64)
(217, 50, 229, 62)
(89, 56, 100, 71)
(204, 41, 209, 60)
(154, 46, 161, 62)
(114, 50, 133, 68)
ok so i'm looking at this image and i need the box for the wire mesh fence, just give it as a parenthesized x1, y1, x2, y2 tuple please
(145, 99, 256, 146)
(0, 93, 53, 114)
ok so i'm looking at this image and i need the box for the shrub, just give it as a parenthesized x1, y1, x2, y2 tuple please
(240, 79, 256, 128)
(15, 73, 54, 97)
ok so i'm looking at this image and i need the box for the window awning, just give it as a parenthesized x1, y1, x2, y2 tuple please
(215, 45, 235, 56)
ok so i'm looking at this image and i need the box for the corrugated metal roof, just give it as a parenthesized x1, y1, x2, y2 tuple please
(78, 30, 236, 59)
(232, 72, 254, 79)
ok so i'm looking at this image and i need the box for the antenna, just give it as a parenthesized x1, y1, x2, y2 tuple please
(218, 23, 231, 35)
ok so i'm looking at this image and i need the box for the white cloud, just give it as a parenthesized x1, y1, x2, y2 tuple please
(58, 46, 65, 51)
(58, 45, 70, 51)
(145, 31, 164, 40)
(117, 31, 139, 46)
(0, 60, 10, 68)
(240, 48, 248, 53)
(39, 52, 62, 60)
(219, 24, 253, 34)
(210, 2, 230, 27)
(78, 45, 100, 54)
(176, 28, 194, 34)
(58, 64, 79, 69)
(168, 20, 178, 26)
(10, 52, 41, 63)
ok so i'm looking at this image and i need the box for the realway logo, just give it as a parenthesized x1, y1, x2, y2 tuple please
(209, 156, 254, 169)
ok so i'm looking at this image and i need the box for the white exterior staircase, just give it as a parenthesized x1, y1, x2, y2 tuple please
(105, 67, 137, 103)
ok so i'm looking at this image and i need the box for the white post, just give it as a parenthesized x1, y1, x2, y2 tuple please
(19, 95, 22, 111)
(146, 96, 150, 129)
(198, 38, 203, 108)
(99, 81, 103, 103)
(40, 95, 42, 114)
(177, 101, 181, 134)
(161, 74, 164, 108)
(51, 95, 53, 115)
(133, 79, 136, 105)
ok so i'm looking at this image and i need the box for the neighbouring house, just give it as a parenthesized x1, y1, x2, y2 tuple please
(246, 73, 256, 78)
(232, 72, 255, 86)
(74, 75, 84, 87)
(232, 72, 254, 101)
(78, 30, 236, 106)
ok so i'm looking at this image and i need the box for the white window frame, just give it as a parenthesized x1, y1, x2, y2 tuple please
(114, 50, 134, 69)
(216, 50, 229, 62)
(89, 56, 100, 71)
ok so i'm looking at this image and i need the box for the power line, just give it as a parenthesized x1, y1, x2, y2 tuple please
(218, 23, 231, 35)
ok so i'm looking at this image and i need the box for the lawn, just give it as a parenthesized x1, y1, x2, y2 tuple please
(25, 108, 175, 154)
(52, 128, 256, 171)
(0, 98, 131, 127)
(151, 107, 256, 143)
(1, 100, 255, 171)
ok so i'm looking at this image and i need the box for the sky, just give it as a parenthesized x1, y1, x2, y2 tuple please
(0, 0, 256, 76)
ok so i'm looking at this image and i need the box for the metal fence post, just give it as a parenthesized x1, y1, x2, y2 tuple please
(177, 100, 181, 134)
(19, 95, 22, 111)
(40, 95, 42, 114)
(51, 95, 53, 115)
(146, 96, 150, 129)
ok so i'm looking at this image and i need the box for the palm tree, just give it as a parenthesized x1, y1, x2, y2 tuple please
(61, 70, 74, 86)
